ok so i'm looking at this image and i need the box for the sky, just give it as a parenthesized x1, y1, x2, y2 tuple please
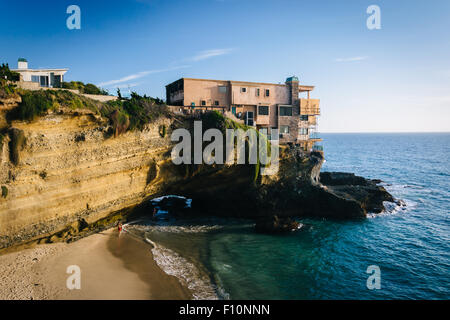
(1, 0, 449, 132)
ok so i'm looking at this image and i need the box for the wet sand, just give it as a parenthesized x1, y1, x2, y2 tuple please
(0, 229, 191, 300)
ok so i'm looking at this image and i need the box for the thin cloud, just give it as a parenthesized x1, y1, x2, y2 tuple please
(98, 65, 190, 87)
(112, 82, 141, 89)
(335, 56, 369, 62)
(190, 48, 233, 62)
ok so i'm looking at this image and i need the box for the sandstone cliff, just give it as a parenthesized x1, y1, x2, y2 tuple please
(0, 105, 176, 248)
(0, 95, 397, 249)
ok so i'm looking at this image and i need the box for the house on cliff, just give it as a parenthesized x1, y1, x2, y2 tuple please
(11, 58, 68, 89)
(165, 76, 322, 151)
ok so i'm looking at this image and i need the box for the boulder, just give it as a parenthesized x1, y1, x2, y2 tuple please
(255, 215, 302, 234)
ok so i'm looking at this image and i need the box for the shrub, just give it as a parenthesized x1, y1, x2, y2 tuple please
(15, 91, 54, 121)
(159, 124, 166, 137)
(0, 63, 20, 82)
(9, 89, 104, 121)
(103, 92, 168, 134)
(0, 79, 18, 99)
(62, 81, 109, 95)
(9, 128, 25, 166)
(1, 186, 7, 199)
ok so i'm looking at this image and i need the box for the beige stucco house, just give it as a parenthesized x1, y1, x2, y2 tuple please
(11, 58, 68, 89)
(166, 77, 322, 151)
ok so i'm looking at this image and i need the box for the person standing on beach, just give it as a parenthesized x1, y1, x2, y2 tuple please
(118, 222, 123, 233)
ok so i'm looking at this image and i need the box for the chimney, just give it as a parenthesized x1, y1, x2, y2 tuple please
(18, 58, 28, 70)
(285, 76, 299, 105)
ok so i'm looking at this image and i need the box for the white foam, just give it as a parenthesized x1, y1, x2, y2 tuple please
(149, 239, 220, 300)
(367, 199, 415, 218)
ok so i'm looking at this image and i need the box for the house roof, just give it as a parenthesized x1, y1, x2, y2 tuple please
(166, 77, 315, 90)
(11, 68, 68, 72)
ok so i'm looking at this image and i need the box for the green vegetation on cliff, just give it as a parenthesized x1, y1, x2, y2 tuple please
(61, 81, 109, 95)
(0, 64, 20, 82)
(8, 89, 103, 121)
(6, 88, 168, 136)
(1, 186, 7, 199)
(105, 92, 168, 133)
(0, 79, 19, 99)
(199, 111, 272, 182)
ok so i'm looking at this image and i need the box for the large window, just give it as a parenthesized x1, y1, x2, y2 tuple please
(300, 128, 309, 135)
(279, 106, 292, 116)
(265, 89, 270, 97)
(300, 115, 308, 121)
(280, 125, 289, 134)
(258, 105, 269, 115)
(31, 75, 39, 83)
(219, 86, 227, 93)
(39, 76, 49, 87)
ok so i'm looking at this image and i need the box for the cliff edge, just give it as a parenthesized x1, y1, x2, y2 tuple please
(0, 91, 397, 249)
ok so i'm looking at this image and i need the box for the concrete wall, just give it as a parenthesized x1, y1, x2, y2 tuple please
(230, 82, 289, 106)
(15, 70, 67, 82)
(14, 82, 117, 102)
(183, 79, 231, 107)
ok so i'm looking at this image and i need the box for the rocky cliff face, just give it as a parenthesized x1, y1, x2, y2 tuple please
(0, 102, 397, 248)
(0, 107, 175, 248)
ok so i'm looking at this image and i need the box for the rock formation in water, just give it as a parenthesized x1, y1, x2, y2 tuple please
(0, 93, 398, 248)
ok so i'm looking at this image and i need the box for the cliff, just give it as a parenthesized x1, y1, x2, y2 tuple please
(0, 94, 397, 249)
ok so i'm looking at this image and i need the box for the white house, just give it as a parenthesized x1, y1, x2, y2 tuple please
(11, 58, 68, 88)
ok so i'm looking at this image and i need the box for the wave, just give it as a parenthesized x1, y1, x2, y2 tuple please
(128, 223, 223, 234)
(367, 197, 417, 218)
(145, 236, 224, 300)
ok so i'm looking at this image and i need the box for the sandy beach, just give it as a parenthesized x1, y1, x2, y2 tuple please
(0, 229, 191, 300)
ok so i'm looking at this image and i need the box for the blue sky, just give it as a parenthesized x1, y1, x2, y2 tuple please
(1, 0, 449, 132)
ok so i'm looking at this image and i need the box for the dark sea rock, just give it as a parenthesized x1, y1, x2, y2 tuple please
(255, 215, 302, 234)
(319, 172, 396, 215)
(154, 145, 397, 220)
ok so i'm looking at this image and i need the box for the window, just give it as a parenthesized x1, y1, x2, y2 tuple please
(256, 88, 260, 96)
(280, 125, 289, 134)
(31, 75, 39, 83)
(300, 128, 309, 135)
(241, 87, 247, 93)
(219, 86, 227, 93)
(214, 100, 219, 106)
(201, 100, 206, 106)
(245, 111, 254, 126)
(40, 76, 49, 87)
(265, 89, 270, 97)
(300, 115, 308, 121)
(258, 106, 269, 115)
(279, 106, 292, 116)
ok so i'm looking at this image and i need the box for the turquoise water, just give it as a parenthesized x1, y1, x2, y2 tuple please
(128, 133, 449, 299)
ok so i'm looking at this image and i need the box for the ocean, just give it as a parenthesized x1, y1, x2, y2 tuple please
(125, 133, 450, 299)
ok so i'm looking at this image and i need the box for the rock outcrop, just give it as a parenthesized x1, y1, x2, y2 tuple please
(319, 172, 397, 214)
(0, 102, 398, 248)
(0, 108, 176, 248)
(255, 215, 302, 233)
